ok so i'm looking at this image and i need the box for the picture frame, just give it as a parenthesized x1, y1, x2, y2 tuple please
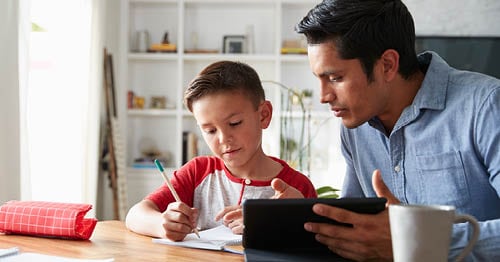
(223, 35, 246, 54)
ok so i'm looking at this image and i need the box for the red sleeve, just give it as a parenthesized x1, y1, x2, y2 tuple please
(273, 157, 318, 198)
(284, 170, 318, 198)
(145, 157, 214, 211)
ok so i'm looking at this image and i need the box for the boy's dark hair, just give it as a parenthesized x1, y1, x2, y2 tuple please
(295, 0, 419, 80)
(184, 61, 265, 112)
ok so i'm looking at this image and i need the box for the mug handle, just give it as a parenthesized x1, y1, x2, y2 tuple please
(453, 214, 480, 262)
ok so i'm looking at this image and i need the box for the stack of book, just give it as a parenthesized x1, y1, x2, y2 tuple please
(182, 131, 198, 164)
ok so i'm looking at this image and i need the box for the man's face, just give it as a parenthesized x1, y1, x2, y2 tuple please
(308, 42, 389, 129)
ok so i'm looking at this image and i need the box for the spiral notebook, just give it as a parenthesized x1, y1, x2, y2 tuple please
(152, 225, 243, 254)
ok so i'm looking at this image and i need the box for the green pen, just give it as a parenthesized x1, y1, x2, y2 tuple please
(154, 159, 200, 238)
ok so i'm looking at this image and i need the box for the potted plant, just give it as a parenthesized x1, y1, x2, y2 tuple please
(301, 89, 313, 109)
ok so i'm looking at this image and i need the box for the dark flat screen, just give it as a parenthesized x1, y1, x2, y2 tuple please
(242, 198, 386, 250)
(415, 36, 500, 78)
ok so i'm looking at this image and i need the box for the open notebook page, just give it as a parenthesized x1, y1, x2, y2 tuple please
(152, 225, 243, 254)
(0, 248, 114, 262)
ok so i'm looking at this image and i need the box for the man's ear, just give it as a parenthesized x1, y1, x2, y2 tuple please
(259, 100, 273, 129)
(380, 49, 399, 81)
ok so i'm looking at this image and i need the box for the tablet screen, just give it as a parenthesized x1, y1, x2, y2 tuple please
(242, 198, 387, 250)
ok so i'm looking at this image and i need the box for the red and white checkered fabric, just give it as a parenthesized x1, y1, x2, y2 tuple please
(0, 201, 97, 240)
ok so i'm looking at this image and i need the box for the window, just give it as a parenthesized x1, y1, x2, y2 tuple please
(23, 0, 95, 202)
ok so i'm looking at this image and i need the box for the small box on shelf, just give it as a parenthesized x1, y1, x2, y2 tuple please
(281, 39, 307, 55)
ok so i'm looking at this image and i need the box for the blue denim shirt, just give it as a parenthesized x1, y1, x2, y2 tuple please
(340, 52, 500, 261)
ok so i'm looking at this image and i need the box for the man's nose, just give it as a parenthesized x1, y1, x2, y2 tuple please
(319, 81, 335, 104)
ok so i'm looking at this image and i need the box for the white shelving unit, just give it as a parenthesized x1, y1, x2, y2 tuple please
(118, 0, 346, 206)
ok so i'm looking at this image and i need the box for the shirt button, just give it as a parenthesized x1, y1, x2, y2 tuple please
(245, 179, 251, 185)
(394, 165, 401, 172)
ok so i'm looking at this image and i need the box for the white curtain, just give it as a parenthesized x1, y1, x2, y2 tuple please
(84, 0, 106, 216)
(1, 0, 106, 217)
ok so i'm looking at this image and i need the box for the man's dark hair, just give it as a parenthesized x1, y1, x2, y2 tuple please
(184, 60, 265, 112)
(296, 0, 420, 80)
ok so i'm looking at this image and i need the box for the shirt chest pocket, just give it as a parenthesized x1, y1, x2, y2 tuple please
(415, 151, 470, 208)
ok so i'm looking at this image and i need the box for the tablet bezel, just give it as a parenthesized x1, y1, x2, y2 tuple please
(242, 197, 387, 250)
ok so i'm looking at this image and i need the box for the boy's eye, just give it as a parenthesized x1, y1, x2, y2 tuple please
(229, 120, 242, 127)
(203, 128, 216, 135)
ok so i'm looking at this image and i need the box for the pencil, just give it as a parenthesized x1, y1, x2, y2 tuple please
(154, 159, 200, 238)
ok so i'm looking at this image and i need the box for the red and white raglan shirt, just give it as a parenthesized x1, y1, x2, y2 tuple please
(146, 156, 317, 230)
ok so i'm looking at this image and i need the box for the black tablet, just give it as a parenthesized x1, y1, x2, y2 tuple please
(242, 198, 387, 250)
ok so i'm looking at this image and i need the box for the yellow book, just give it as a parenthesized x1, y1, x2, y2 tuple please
(280, 47, 307, 54)
(149, 43, 177, 52)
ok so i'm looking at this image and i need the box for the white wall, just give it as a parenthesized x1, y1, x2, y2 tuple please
(404, 0, 500, 36)
(0, 1, 21, 203)
(95, 0, 122, 220)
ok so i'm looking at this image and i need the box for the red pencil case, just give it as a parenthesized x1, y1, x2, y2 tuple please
(0, 200, 97, 240)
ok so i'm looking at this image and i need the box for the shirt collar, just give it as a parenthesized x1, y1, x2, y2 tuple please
(412, 51, 449, 111)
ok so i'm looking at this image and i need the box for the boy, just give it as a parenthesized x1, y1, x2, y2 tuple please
(125, 61, 317, 241)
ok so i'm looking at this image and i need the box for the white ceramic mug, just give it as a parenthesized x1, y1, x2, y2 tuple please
(389, 204, 480, 262)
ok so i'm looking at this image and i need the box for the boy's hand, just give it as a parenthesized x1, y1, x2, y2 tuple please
(161, 202, 199, 241)
(215, 205, 244, 234)
(271, 178, 304, 198)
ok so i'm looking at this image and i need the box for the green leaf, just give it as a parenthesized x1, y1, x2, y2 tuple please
(316, 186, 340, 199)
(318, 192, 339, 198)
(316, 186, 339, 194)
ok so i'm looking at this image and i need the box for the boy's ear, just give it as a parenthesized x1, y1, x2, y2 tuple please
(259, 100, 273, 129)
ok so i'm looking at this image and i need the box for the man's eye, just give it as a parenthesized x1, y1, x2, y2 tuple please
(229, 120, 242, 127)
(329, 76, 342, 82)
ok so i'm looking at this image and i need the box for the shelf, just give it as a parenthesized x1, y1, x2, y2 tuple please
(183, 53, 277, 62)
(120, 0, 343, 191)
(130, 0, 177, 3)
(184, 0, 273, 3)
(280, 54, 309, 62)
(126, 166, 175, 174)
(128, 109, 177, 117)
(128, 53, 178, 61)
(279, 110, 334, 119)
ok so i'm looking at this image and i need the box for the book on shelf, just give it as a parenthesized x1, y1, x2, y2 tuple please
(132, 162, 156, 169)
(132, 157, 167, 169)
(182, 131, 198, 164)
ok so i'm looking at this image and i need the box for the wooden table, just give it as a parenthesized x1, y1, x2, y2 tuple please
(0, 220, 245, 261)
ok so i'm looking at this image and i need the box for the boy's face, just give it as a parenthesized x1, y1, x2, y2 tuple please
(192, 91, 271, 170)
(308, 42, 390, 129)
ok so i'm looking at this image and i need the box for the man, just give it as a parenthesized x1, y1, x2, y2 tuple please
(273, 0, 500, 261)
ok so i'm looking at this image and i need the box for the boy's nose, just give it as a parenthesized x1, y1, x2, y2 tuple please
(218, 130, 232, 144)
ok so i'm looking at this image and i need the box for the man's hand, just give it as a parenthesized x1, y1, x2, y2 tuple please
(271, 178, 304, 199)
(215, 205, 244, 234)
(161, 202, 199, 241)
(304, 170, 400, 261)
(371, 170, 400, 206)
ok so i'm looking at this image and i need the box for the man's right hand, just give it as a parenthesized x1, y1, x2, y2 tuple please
(271, 178, 304, 199)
